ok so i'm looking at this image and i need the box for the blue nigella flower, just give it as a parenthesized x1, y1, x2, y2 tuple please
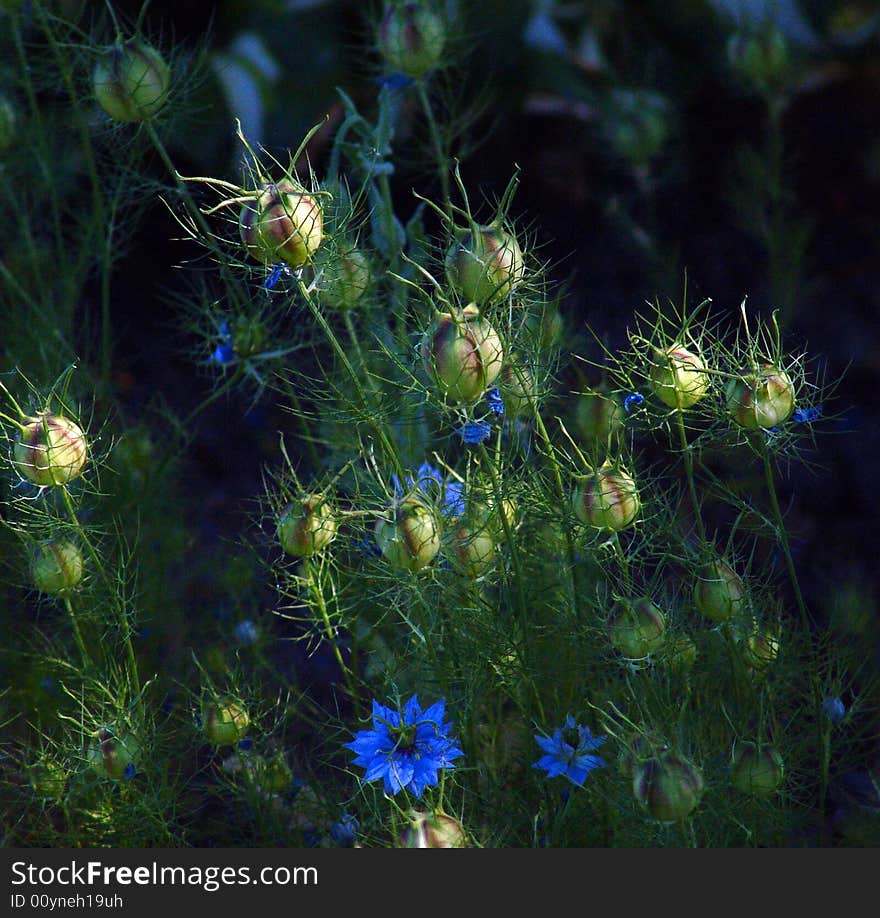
(458, 420, 492, 445)
(486, 387, 505, 416)
(792, 405, 823, 424)
(345, 695, 463, 797)
(237, 737, 254, 752)
(210, 322, 235, 365)
(533, 715, 607, 786)
(822, 696, 846, 724)
(375, 72, 414, 91)
(624, 392, 644, 413)
(354, 536, 383, 558)
(330, 813, 360, 847)
(123, 763, 136, 781)
(442, 480, 466, 517)
(264, 263, 292, 290)
(391, 462, 466, 518)
(234, 620, 259, 645)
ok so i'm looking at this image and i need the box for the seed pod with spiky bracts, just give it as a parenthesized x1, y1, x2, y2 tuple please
(203, 697, 250, 746)
(727, 363, 795, 430)
(14, 413, 88, 486)
(93, 38, 170, 123)
(742, 626, 781, 673)
(572, 462, 640, 531)
(730, 741, 785, 796)
(87, 727, 141, 781)
(397, 810, 467, 848)
(252, 180, 324, 268)
(633, 750, 704, 822)
(320, 246, 372, 310)
(649, 344, 709, 409)
(693, 560, 746, 623)
(609, 597, 667, 658)
(449, 523, 496, 578)
(31, 540, 84, 595)
(446, 225, 524, 305)
(421, 305, 504, 404)
(374, 495, 442, 572)
(573, 388, 624, 447)
(278, 495, 337, 558)
(378, 2, 446, 78)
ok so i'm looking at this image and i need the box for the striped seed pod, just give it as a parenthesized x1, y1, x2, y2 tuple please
(14, 413, 88, 486)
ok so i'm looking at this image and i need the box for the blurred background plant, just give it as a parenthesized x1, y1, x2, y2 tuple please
(1, 0, 879, 848)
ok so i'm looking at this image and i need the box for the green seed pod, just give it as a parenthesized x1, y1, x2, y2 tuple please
(374, 495, 442, 572)
(397, 809, 467, 848)
(421, 305, 504, 403)
(572, 462, 640, 532)
(633, 751, 704, 822)
(446, 225, 524, 305)
(14, 413, 88, 486)
(609, 597, 667, 658)
(320, 246, 372, 310)
(693, 560, 746, 623)
(232, 315, 267, 358)
(278, 494, 338, 558)
(379, 2, 446, 78)
(238, 198, 266, 263)
(649, 344, 709, 409)
(246, 751, 292, 794)
(523, 305, 564, 351)
(499, 357, 536, 417)
(31, 540, 84, 595)
(449, 523, 496, 578)
(727, 29, 789, 94)
(254, 181, 324, 268)
(742, 627, 780, 673)
(93, 38, 171, 123)
(203, 697, 250, 746)
(471, 492, 519, 541)
(727, 363, 796, 430)
(87, 727, 141, 780)
(0, 94, 16, 153)
(573, 388, 624, 446)
(730, 741, 785, 796)
(28, 760, 68, 802)
(664, 634, 698, 675)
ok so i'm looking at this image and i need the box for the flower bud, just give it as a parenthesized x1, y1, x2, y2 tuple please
(693, 560, 745, 623)
(727, 29, 789, 94)
(471, 492, 519, 541)
(726, 363, 795, 430)
(28, 760, 68, 801)
(87, 727, 141, 780)
(320, 246, 372, 310)
(203, 697, 250, 746)
(253, 181, 324, 268)
(397, 809, 466, 848)
(449, 523, 496, 578)
(664, 634, 698, 675)
(523, 306, 564, 351)
(278, 494, 338, 558)
(572, 462, 640, 531)
(730, 741, 785, 796)
(633, 751, 704, 822)
(93, 38, 171, 123)
(232, 315, 267, 358)
(742, 626, 780, 672)
(446, 226, 524, 305)
(379, 2, 446, 78)
(374, 495, 442, 572)
(499, 357, 536, 417)
(421, 305, 504, 403)
(14, 413, 88, 486)
(0, 94, 16, 153)
(246, 751, 292, 794)
(31, 540, 84, 595)
(573, 389, 624, 446)
(609, 597, 666, 658)
(649, 344, 709, 409)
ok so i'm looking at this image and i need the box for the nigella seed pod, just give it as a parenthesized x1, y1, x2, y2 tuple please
(374, 495, 441, 572)
(397, 810, 467, 848)
(742, 627, 780, 673)
(633, 751, 704, 822)
(14, 413, 88, 486)
(93, 38, 171, 123)
(572, 462, 640, 532)
(693, 560, 745, 623)
(726, 363, 796, 430)
(499, 357, 536, 417)
(255, 180, 323, 268)
(472, 492, 519, 542)
(449, 524, 496, 578)
(421, 305, 504, 403)
(238, 199, 266, 263)
(278, 494, 338, 558)
(31, 540, 84, 595)
(609, 598, 667, 659)
(727, 29, 789, 93)
(87, 727, 141, 781)
(730, 742, 785, 797)
(523, 306, 564, 352)
(246, 751, 292, 794)
(664, 634, 698, 675)
(649, 344, 709, 409)
(446, 226, 524, 305)
(320, 246, 372, 310)
(203, 697, 250, 746)
(573, 389, 624, 446)
(232, 316, 267, 358)
(28, 760, 68, 802)
(379, 2, 446, 78)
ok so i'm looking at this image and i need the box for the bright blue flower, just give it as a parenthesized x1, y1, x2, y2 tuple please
(237, 737, 254, 752)
(210, 322, 235, 365)
(624, 392, 644, 413)
(458, 420, 492, 445)
(264, 263, 291, 290)
(486, 387, 505, 416)
(443, 480, 466, 517)
(822, 696, 846, 724)
(793, 405, 822, 424)
(123, 763, 136, 781)
(533, 715, 607, 786)
(234, 620, 258, 645)
(345, 695, 463, 797)
(391, 462, 466, 517)
(354, 536, 383, 558)
(330, 813, 360, 847)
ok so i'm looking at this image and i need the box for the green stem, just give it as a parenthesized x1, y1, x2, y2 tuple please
(63, 595, 91, 669)
(675, 409, 707, 547)
(415, 80, 451, 217)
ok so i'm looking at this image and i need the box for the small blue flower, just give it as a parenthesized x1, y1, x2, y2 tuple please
(354, 536, 383, 558)
(345, 695, 463, 797)
(442, 480, 466, 517)
(624, 392, 644, 413)
(486, 387, 505, 416)
(792, 405, 823, 424)
(533, 715, 607, 786)
(391, 462, 466, 517)
(210, 322, 235, 365)
(458, 420, 492, 445)
(234, 620, 258, 645)
(237, 737, 254, 752)
(822, 696, 846, 724)
(376, 72, 414, 91)
(123, 763, 136, 781)
(264, 263, 291, 290)
(330, 813, 360, 847)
